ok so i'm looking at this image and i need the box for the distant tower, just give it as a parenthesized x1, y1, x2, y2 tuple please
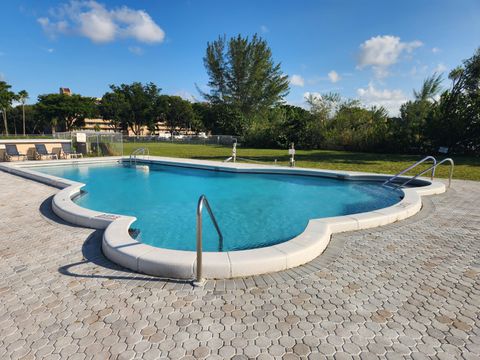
(59, 87, 72, 96)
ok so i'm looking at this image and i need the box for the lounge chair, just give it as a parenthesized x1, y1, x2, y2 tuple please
(61, 142, 83, 159)
(35, 144, 58, 160)
(4, 144, 28, 161)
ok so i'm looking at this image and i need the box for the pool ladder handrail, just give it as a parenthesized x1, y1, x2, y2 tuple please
(194, 195, 223, 286)
(395, 158, 454, 189)
(129, 147, 149, 166)
(383, 156, 437, 187)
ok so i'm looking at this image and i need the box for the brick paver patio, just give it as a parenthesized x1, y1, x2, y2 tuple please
(0, 171, 479, 359)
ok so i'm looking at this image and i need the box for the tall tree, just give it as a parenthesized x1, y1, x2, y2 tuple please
(413, 73, 443, 102)
(98, 91, 129, 132)
(325, 104, 389, 151)
(101, 82, 161, 135)
(191, 102, 246, 135)
(398, 100, 432, 152)
(305, 92, 343, 122)
(426, 48, 480, 153)
(448, 66, 464, 88)
(201, 34, 290, 118)
(158, 95, 198, 136)
(391, 73, 445, 152)
(10, 105, 45, 134)
(36, 93, 97, 132)
(0, 81, 17, 135)
(17, 90, 29, 135)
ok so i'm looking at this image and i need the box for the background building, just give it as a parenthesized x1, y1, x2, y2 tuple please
(60, 87, 175, 136)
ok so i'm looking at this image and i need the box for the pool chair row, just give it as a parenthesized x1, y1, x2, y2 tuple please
(4, 143, 83, 161)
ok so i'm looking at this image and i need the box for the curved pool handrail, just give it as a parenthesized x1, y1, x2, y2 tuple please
(383, 156, 437, 186)
(195, 195, 224, 286)
(129, 147, 150, 165)
(398, 158, 454, 189)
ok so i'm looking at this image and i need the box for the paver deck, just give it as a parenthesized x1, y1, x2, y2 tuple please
(0, 170, 479, 359)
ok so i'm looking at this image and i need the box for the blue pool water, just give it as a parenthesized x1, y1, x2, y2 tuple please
(35, 162, 403, 251)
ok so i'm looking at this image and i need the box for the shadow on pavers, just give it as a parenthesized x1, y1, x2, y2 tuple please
(58, 230, 191, 285)
(39, 196, 190, 285)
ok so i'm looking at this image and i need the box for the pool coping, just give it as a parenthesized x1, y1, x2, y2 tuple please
(0, 156, 446, 280)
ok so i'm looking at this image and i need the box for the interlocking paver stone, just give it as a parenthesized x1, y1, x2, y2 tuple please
(0, 171, 479, 359)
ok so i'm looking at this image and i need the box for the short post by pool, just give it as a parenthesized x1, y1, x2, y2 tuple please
(289, 143, 296, 167)
(232, 140, 237, 163)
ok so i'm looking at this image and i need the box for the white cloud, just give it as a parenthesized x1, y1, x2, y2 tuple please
(0, 73, 4, 81)
(114, 6, 165, 43)
(290, 74, 305, 87)
(38, 1, 165, 44)
(328, 70, 340, 83)
(357, 35, 423, 78)
(357, 83, 408, 115)
(433, 63, 447, 73)
(78, 2, 116, 42)
(128, 46, 144, 55)
(37, 17, 69, 38)
(432, 47, 440, 54)
(260, 25, 269, 33)
(306, 71, 344, 85)
(47, 48, 55, 53)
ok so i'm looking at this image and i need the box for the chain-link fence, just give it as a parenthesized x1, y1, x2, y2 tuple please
(124, 134, 237, 146)
(54, 131, 123, 156)
(0, 132, 298, 166)
(0, 134, 56, 139)
(1, 131, 241, 159)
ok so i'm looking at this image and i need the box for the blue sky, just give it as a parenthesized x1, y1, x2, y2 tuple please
(0, 0, 479, 114)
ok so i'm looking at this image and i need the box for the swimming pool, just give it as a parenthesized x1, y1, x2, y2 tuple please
(34, 161, 403, 252)
(1, 156, 445, 279)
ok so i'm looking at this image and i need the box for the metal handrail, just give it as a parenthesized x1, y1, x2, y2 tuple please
(398, 158, 454, 188)
(195, 195, 223, 285)
(129, 147, 149, 165)
(383, 156, 437, 186)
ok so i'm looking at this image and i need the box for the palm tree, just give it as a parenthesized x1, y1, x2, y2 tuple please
(17, 90, 29, 135)
(448, 66, 464, 88)
(0, 81, 16, 135)
(413, 73, 443, 102)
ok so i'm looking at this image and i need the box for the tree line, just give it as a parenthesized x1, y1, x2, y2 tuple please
(0, 83, 200, 137)
(0, 34, 479, 155)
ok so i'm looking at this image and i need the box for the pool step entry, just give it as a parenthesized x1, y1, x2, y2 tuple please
(384, 156, 454, 188)
(128, 228, 141, 240)
(135, 165, 149, 172)
(129, 147, 150, 166)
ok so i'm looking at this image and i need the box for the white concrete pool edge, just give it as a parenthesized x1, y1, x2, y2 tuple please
(0, 156, 446, 280)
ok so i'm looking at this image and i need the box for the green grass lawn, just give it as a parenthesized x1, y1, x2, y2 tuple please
(123, 142, 480, 181)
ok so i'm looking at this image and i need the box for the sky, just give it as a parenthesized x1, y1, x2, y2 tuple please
(0, 0, 479, 115)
